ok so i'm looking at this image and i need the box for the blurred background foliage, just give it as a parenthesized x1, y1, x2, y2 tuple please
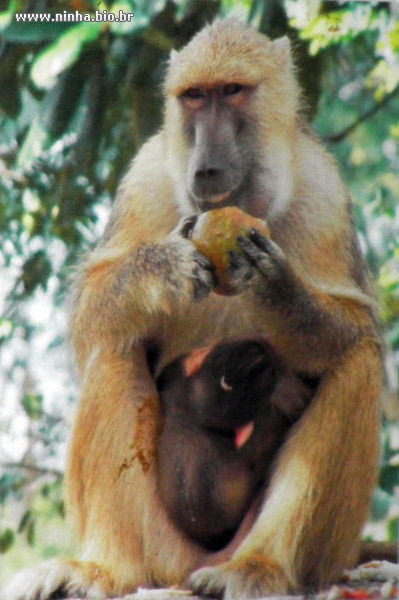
(0, 0, 398, 584)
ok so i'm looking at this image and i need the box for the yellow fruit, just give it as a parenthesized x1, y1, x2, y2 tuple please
(190, 207, 270, 295)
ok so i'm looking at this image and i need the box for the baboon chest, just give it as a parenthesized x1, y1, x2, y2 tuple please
(156, 292, 268, 375)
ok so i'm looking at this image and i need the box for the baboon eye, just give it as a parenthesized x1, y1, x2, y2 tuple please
(223, 83, 243, 96)
(184, 88, 205, 99)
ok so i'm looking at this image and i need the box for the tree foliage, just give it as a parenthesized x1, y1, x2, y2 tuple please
(0, 0, 398, 578)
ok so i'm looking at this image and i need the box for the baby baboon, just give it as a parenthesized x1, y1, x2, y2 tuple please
(157, 340, 314, 550)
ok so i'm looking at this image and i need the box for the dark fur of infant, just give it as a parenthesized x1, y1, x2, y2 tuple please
(156, 340, 301, 550)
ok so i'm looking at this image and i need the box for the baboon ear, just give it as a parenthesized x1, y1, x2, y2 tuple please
(169, 49, 179, 64)
(271, 36, 292, 66)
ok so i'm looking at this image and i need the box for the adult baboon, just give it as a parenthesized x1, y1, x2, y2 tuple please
(4, 18, 382, 600)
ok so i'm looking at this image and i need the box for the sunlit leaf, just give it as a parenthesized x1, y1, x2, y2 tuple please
(299, 5, 374, 54)
(388, 24, 399, 52)
(0, 10, 11, 31)
(387, 517, 399, 542)
(350, 146, 367, 166)
(31, 21, 103, 89)
(22, 212, 35, 233)
(135, 0, 167, 19)
(379, 264, 399, 290)
(109, 1, 137, 35)
(0, 319, 14, 341)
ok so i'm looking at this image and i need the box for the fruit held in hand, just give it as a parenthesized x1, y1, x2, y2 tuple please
(190, 207, 270, 295)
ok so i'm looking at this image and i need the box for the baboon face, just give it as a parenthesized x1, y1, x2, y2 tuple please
(179, 84, 256, 211)
(164, 19, 299, 215)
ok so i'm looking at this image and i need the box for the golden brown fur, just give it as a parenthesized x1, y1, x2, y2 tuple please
(3, 18, 384, 600)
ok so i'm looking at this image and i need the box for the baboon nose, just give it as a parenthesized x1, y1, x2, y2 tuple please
(195, 167, 222, 179)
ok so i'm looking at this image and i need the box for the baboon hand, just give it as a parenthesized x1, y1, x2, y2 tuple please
(192, 250, 217, 300)
(226, 249, 255, 294)
(177, 215, 256, 296)
(170, 215, 217, 301)
(174, 214, 198, 239)
(237, 230, 299, 300)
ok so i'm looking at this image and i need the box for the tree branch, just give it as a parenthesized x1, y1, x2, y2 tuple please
(1, 462, 63, 478)
(326, 87, 398, 143)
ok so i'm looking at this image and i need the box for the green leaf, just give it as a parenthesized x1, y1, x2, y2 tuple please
(27, 520, 36, 546)
(387, 517, 399, 542)
(379, 263, 399, 290)
(18, 510, 32, 533)
(109, 1, 137, 35)
(0, 319, 14, 342)
(388, 23, 399, 52)
(386, 321, 399, 346)
(0, 473, 27, 503)
(0, 528, 15, 554)
(134, 0, 167, 20)
(31, 21, 103, 89)
(16, 117, 50, 169)
(143, 26, 174, 51)
(2, 18, 73, 43)
(0, 11, 12, 32)
(41, 483, 51, 497)
(370, 487, 393, 521)
(21, 250, 52, 294)
(57, 500, 65, 519)
(22, 393, 43, 420)
(380, 463, 399, 495)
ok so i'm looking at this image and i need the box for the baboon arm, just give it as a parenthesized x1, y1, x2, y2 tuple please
(71, 233, 191, 369)
(190, 339, 382, 597)
(70, 134, 191, 370)
(262, 281, 380, 373)
(241, 225, 380, 373)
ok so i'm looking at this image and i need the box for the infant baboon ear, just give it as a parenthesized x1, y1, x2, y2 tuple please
(183, 345, 215, 376)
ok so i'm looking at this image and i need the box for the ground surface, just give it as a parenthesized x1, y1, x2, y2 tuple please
(59, 561, 399, 600)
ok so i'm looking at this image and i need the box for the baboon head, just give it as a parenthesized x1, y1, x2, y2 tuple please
(164, 18, 300, 216)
